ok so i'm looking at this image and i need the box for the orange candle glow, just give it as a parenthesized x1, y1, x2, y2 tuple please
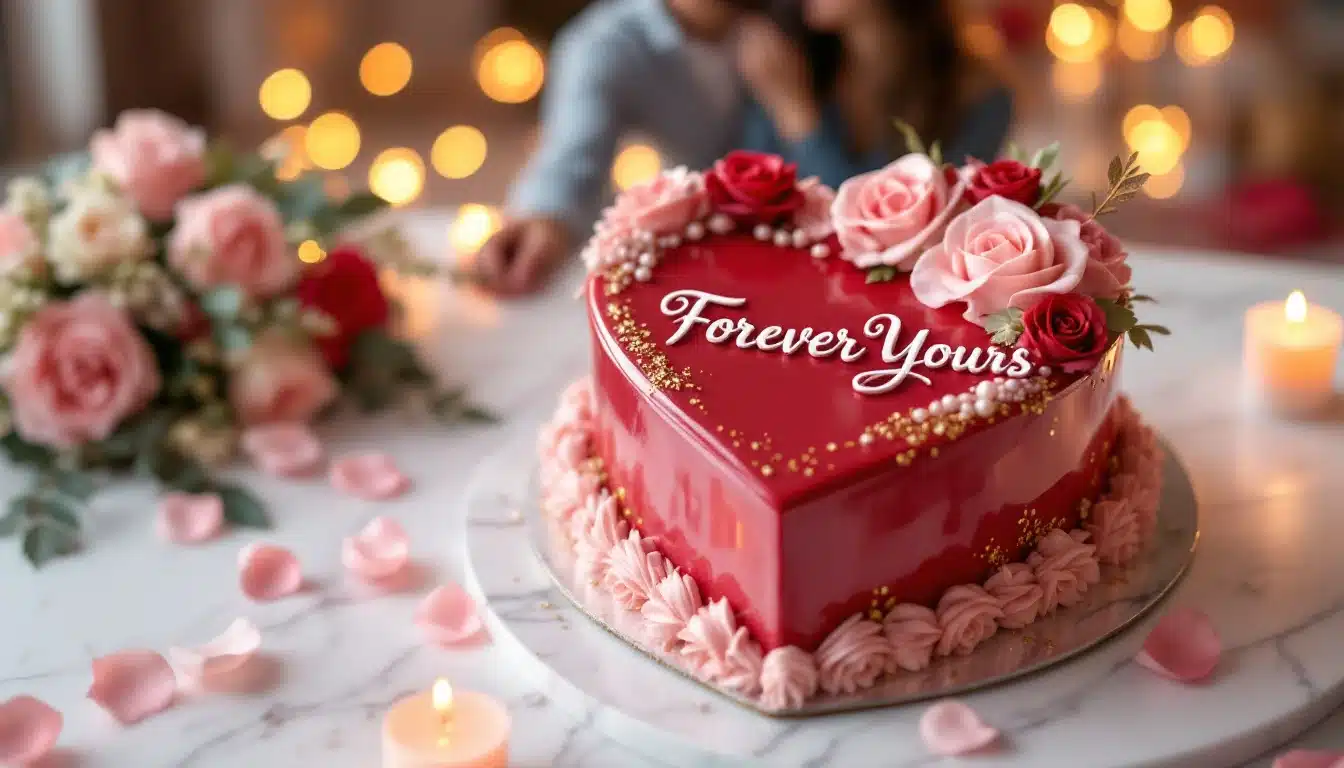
(382, 679, 510, 768)
(1244, 291, 1343, 416)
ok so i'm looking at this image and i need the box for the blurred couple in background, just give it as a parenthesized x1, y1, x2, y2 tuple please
(477, 0, 1013, 294)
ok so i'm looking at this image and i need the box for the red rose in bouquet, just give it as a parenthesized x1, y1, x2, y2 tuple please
(705, 150, 805, 224)
(1017, 293, 1109, 373)
(965, 159, 1042, 206)
(296, 246, 390, 369)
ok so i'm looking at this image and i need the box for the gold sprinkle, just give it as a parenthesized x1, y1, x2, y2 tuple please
(750, 441, 760, 450)
(761, 465, 774, 477)
(869, 609, 883, 621)
(826, 442, 838, 452)
(879, 586, 889, 595)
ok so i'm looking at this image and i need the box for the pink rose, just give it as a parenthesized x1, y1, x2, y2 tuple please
(91, 110, 206, 221)
(228, 332, 338, 426)
(168, 185, 296, 298)
(602, 167, 708, 237)
(1050, 204, 1132, 300)
(794, 177, 836, 242)
(909, 195, 1090, 323)
(2, 295, 160, 448)
(0, 211, 39, 277)
(831, 154, 967, 270)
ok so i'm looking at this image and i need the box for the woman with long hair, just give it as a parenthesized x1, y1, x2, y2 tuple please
(737, 0, 1012, 186)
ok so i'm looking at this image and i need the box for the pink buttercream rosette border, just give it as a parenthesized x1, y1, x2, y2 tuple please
(537, 379, 1163, 712)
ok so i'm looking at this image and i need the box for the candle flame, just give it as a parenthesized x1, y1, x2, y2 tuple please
(432, 679, 454, 714)
(1286, 291, 1308, 324)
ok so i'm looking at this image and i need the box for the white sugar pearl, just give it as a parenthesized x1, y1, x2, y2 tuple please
(773, 230, 792, 248)
(1003, 379, 1020, 392)
(637, 252, 655, 268)
(811, 243, 830, 259)
(620, 262, 635, 274)
(928, 401, 943, 417)
(659, 234, 682, 249)
(940, 394, 958, 410)
(959, 403, 975, 419)
(1039, 366, 1053, 376)
(638, 230, 655, 246)
(753, 224, 772, 241)
(859, 433, 874, 446)
(709, 214, 734, 234)
(634, 266, 652, 282)
(974, 380, 995, 400)
(1026, 380, 1042, 393)
(685, 221, 706, 241)
(911, 408, 928, 423)
(974, 399, 995, 417)
(958, 393, 974, 405)
(792, 230, 809, 249)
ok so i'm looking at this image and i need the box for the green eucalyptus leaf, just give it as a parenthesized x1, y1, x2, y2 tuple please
(218, 485, 270, 528)
(1129, 326, 1154, 351)
(335, 192, 388, 221)
(928, 141, 944, 168)
(1129, 293, 1157, 303)
(204, 142, 238, 187)
(891, 119, 926, 156)
(1004, 142, 1026, 163)
(1095, 299, 1138, 335)
(1029, 142, 1061, 171)
(0, 508, 21, 537)
(1, 433, 54, 468)
(280, 175, 328, 223)
(200, 287, 244, 320)
(459, 405, 500, 424)
(33, 497, 80, 530)
(50, 470, 95, 502)
(1139, 324, 1171, 335)
(22, 521, 80, 568)
(216, 325, 252, 355)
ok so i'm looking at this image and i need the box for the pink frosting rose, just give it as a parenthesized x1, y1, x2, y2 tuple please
(168, 184, 296, 298)
(1028, 529, 1102, 614)
(574, 491, 628, 584)
(91, 109, 206, 221)
(601, 167, 707, 238)
(983, 563, 1045, 629)
(815, 613, 895, 695)
(832, 154, 968, 269)
(935, 585, 1004, 657)
(1051, 204, 1132, 301)
(760, 646, 819, 710)
(1087, 498, 1142, 566)
(228, 332, 338, 426)
(542, 467, 601, 529)
(883, 603, 942, 673)
(678, 598, 763, 696)
(604, 530, 673, 610)
(2, 294, 160, 448)
(909, 195, 1091, 323)
(0, 212, 39, 277)
(641, 569, 702, 652)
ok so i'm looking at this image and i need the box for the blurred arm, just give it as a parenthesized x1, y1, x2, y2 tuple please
(782, 104, 868, 188)
(946, 86, 1014, 164)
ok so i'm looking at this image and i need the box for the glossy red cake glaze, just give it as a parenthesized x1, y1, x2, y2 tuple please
(587, 235, 1123, 651)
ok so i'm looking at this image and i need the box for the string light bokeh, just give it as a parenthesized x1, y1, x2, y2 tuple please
(369, 147, 425, 206)
(259, 68, 312, 121)
(360, 42, 414, 96)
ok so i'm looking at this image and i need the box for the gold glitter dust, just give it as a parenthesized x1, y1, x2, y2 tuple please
(607, 302, 696, 391)
(761, 465, 774, 477)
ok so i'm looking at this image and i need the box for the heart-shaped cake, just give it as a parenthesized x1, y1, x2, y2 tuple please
(539, 149, 1166, 709)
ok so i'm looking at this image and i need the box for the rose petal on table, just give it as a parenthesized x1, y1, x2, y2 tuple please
(416, 583, 484, 647)
(169, 618, 262, 687)
(238, 543, 303, 601)
(241, 423, 324, 478)
(87, 650, 176, 725)
(329, 454, 411, 500)
(1135, 606, 1221, 683)
(0, 695, 62, 765)
(342, 517, 410, 582)
(155, 492, 224, 544)
(919, 700, 1000, 756)
(1273, 750, 1344, 768)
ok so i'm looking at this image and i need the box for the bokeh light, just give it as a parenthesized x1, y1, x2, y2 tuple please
(1144, 161, 1184, 199)
(1049, 4, 1093, 47)
(1123, 0, 1172, 33)
(1123, 104, 1163, 142)
(267, 124, 311, 181)
(612, 144, 662, 191)
(1160, 105, 1192, 151)
(1046, 5, 1110, 62)
(1085, 8, 1113, 54)
(473, 27, 524, 70)
(360, 42, 413, 96)
(1117, 19, 1166, 61)
(369, 147, 425, 207)
(477, 37, 545, 104)
(1126, 118, 1182, 175)
(305, 111, 361, 170)
(1052, 59, 1103, 101)
(961, 21, 1005, 60)
(432, 126, 488, 179)
(1189, 5, 1234, 61)
(258, 68, 311, 121)
(298, 239, 327, 264)
(450, 204, 502, 254)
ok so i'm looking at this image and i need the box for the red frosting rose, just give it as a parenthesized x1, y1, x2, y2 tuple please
(296, 246, 390, 369)
(965, 159, 1043, 206)
(1017, 293, 1109, 373)
(705, 150, 805, 224)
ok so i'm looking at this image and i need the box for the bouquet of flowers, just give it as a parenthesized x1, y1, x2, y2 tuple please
(0, 110, 486, 567)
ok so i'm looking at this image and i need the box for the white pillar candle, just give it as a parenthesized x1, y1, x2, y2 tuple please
(1244, 291, 1343, 416)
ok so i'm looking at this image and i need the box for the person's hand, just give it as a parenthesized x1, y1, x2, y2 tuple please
(472, 216, 571, 295)
(736, 16, 819, 141)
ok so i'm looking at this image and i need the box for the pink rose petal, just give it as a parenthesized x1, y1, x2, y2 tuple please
(241, 423, 324, 477)
(416, 583, 484, 647)
(342, 517, 410, 583)
(919, 700, 1000, 756)
(1273, 750, 1344, 768)
(87, 650, 176, 725)
(1135, 606, 1221, 683)
(329, 453, 410, 500)
(0, 695, 62, 765)
(155, 492, 224, 544)
(169, 618, 262, 687)
(238, 543, 303, 601)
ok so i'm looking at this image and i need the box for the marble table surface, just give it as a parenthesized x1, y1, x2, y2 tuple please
(3, 208, 1344, 767)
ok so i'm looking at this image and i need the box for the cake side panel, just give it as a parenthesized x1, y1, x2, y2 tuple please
(780, 347, 1126, 650)
(586, 301, 786, 649)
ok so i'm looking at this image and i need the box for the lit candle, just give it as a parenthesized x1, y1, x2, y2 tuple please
(382, 679, 510, 768)
(1244, 291, 1343, 416)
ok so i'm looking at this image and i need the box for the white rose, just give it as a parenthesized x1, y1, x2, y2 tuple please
(47, 187, 151, 283)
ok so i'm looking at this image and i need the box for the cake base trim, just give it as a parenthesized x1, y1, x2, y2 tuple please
(538, 379, 1167, 713)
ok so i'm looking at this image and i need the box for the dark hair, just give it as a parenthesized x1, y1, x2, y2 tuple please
(770, 0, 965, 149)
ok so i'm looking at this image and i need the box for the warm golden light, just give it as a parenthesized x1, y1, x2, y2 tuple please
(450, 204, 503, 254)
(1161, 105, 1192, 151)
(1143, 161, 1184, 199)
(360, 42, 413, 96)
(477, 38, 545, 104)
(1286, 291, 1308, 324)
(1052, 58, 1103, 101)
(1117, 19, 1166, 61)
(432, 679, 454, 714)
(258, 68, 312, 121)
(473, 27, 525, 70)
(1050, 4, 1094, 47)
(1123, 0, 1172, 32)
(369, 148, 425, 207)
(1189, 5, 1234, 61)
(432, 126, 488, 180)
(1123, 104, 1163, 142)
(1085, 7, 1113, 54)
(961, 21, 1004, 60)
(612, 144, 661, 191)
(306, 112, 361, 170)
(297, 239, 326, 264)
(263, 124, 311, 181)
(1127, 118, 1182, 175)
